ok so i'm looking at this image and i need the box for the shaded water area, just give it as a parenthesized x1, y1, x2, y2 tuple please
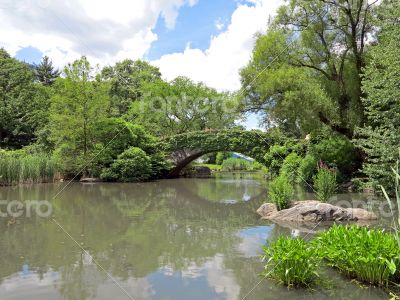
(0, 173, 392, 299)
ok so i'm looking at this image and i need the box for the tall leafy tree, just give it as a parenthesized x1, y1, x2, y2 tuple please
(101, 59, 161, 116)
(129, 76, 238, 136)
(356, 0, 400, 190)
(49, 56, 109, 175)
(35, 56, 60, 85)
(241, 0, 378, 138)
(0, 48, 45, 148)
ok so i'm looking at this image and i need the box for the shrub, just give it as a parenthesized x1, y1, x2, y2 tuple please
(101, 147, 152, 182)
(268, 175, 293, 210)
(264, 145, 291, 177)
(90, 118, 156, 176)
(314, 225, 400, 286)
(262, 237, 320, 287)
(309, 135, 357, 178)
(297, 155, 318, 185)
(313, 165, 337, 202)
(280, 153, 302, 184)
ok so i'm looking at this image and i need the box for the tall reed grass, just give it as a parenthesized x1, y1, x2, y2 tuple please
(0, 155, 57, 185)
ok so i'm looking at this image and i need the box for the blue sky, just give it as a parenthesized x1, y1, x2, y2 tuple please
(3, 0, 280, 129)
(146, 0, 240, 60)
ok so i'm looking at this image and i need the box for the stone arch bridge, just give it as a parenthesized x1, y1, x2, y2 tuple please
(158, 129, 285, 178)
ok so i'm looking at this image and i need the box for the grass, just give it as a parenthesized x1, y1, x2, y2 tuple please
(220, 158, 263, 172)
(314, 224, 400, 286)
(192, 163, 222, 171)
(313, 165, 337, 202)
(262, 237, 320, 287)
(268, 174, 293, 210)
(0, 154, 57, 185)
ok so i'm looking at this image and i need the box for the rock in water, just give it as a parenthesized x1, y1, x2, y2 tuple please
(256, 200, 377, 223)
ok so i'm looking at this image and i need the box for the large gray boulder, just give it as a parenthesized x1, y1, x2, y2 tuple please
(256, 200, 377, 223)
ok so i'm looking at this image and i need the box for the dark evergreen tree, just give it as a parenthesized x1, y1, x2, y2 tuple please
(35, 56, 60, 85)
(356, 0, 400, 191)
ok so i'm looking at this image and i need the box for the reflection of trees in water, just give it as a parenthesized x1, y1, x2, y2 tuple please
(0, 179, 268, 297)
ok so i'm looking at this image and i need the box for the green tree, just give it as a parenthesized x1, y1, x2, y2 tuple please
(49, 56, 109, 176)
(356, 0, 400, 190)
(35, 56, 60, 85)
(0, 48, 46, 148)
(101, 59, 161, 116)
(241, 0, 378, 138)
(130, 76, 238, 136)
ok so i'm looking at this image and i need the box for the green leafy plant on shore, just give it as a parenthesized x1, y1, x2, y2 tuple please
(314, 224, 399, 286)
(268, 175, 293, 210)
(313, 163, 337, 202)
(262, 237, 320, 287)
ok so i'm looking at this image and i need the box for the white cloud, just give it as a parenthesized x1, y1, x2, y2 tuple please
(0, 0, 196, 67)
(154, 0, 284, 91)
(0, 0, 284, 92)
(215, 19, 225, 31)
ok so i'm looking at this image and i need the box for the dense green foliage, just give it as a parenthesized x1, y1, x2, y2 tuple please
(220, 158, 263, 172)
(313, 166, 337, 202)
(356, 0, 400, 191)
(297, 155, 318, 185)
(0, 48, 49, 148)
(240, 0, 376, 138)
(262, 237, 320, 287)
(130, 76, 238, 136)
(268, 175, 293, 210)
(280, 152, 302, 184)
(314, 225, 400, 286)
(101, 147, 152, 182)
(101, 59, 162, 116)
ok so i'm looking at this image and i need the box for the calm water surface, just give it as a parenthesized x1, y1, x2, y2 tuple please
(0, 173, 391, 299)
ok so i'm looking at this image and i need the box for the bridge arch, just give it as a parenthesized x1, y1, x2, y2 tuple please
(159, 129, 284, 177)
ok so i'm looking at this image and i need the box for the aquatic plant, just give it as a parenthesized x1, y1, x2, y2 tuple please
(0, 154, 57, 185)
(314, 224, 399, 286)
(262, 237, 320, 287)
(313, 163, 337, 202)
(268, 175, 293, 210)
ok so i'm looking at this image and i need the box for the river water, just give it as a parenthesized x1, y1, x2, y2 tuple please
(0, 173, 391, 299)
